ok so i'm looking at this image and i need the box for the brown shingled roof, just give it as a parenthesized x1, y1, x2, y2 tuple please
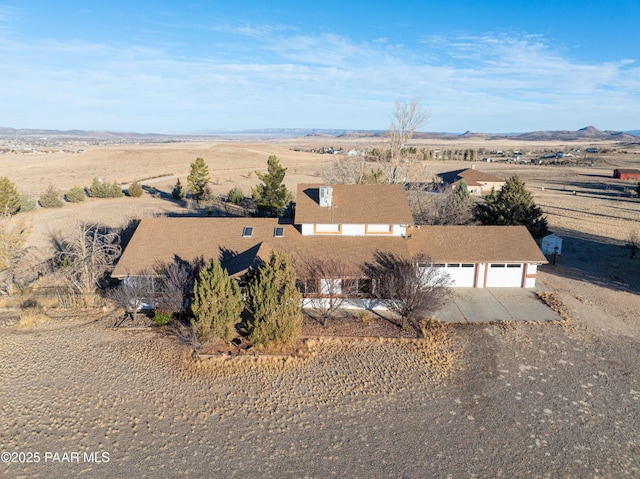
(294, 184, 414, 225)
(438, 168, 504, 187)
(112, 217, 412, 278)
(113, 219, 547, 280)
(407, 225, 548, 264)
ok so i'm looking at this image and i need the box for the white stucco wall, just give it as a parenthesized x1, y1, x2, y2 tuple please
(300, 223, 406, 236)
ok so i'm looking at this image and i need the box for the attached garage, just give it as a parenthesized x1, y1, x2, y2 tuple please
(485, 263, 524, 287)
(408, 226, 548, 289)
(438, 263, 476, 287)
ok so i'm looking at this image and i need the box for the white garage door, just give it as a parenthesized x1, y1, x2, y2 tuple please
(443, 263, 476, 287)
(486, 263, 523, 287)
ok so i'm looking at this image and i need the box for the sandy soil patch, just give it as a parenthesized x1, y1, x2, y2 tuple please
(2, 270, 639, 478)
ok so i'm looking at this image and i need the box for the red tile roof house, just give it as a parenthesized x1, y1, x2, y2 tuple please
(111, 184, 547, 311)
(613, 169, 640, 180)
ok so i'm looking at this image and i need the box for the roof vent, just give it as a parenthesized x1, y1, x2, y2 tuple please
(319, 186, 332, 207)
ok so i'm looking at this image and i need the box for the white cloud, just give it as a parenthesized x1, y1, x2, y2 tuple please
(0, 23, 638, 132)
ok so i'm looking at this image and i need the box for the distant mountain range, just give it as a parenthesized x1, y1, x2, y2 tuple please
(0, 125, 638, 141)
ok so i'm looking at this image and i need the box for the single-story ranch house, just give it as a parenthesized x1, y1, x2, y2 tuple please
(436, 166, 505, 195)
(111, 184, 547, 307)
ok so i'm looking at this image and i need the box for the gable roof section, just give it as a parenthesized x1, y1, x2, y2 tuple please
(111, 217, 412, 279)
(294, 184, 414, 225)
(407, 225, 548, 264)
(438, 168, 504, 187)
(112, 217, 291, 279)
(113, 218, 547, 281)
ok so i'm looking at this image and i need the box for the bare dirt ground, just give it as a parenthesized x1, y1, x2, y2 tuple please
(1, 137, 640, 477)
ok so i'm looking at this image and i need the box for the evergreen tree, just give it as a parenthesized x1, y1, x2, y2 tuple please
(39, 184, 64, 208)
(474, 175, 549, 239)
(128, 180, 143, 198)
(66, 186, 86, 203)
(247, 251, 302, 346)
(172, 178, 186, 200)
(191, 258, 243, 343)
(0, 177, 21, 214)
(227, 186, 245, 204)
(451, 180, 471, 203)
(89, 178, 123, 198)
(251, 155, 293, 217)
(187, 158, 210, 201)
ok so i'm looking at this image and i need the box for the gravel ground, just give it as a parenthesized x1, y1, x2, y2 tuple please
(2, 278, 639, 479)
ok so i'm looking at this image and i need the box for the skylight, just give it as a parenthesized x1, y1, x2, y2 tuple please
(274, 227, 284, 238)
(242, 226, 253, 237)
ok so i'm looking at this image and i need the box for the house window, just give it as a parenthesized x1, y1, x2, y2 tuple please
(343, 278, 373, 296)
(274, 226, 284, 237)
(461, 264, 474, 268)
(242, 226, 253, 237)
(365, 224, 392, 234)
(314, 224, 342, 234)
(446, 263, 461, 268)
(506, 264, 521, 268)
(490, 264, 506, 268)
(320, 278, 342, 295)
(299, 279, 319, 295)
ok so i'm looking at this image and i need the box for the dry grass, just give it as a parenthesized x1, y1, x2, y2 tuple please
(17, 309, 50, 329)
(537, 291, 573, 324)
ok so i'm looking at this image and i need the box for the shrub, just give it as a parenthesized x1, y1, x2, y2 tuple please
(66, 186, 86, 203)
(128, 180, 143, 198)
(39, 184, 64, 208)
(19, 193, 37, 212)
(89, 178, 124, 198)
(153, 311, 172, 326)
(172, 179, 186, 200)
(18, 309, 50, 329)
(227, 186, 245, 205)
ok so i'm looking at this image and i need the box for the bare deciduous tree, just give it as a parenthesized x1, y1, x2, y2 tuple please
(297, 257, 360, 326)
(54, 222, 121, 294)
(323, 156, 368, 184)
(407, 186, 476, 225)
(386, 98, 429, 184)
(366, 252, 451, 330)
(109, 275, 155, 322)
(154, 256, 204, 317)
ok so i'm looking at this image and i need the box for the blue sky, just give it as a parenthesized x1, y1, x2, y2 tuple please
(0, 1, 638, 133)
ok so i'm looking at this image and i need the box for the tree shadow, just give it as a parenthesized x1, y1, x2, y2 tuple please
(540, 227, 640, 294)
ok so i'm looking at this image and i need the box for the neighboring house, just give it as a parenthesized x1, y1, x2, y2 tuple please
(111, 184, 548, 308)
(436, 166, 505, 195)
(613, 169, 640, 180)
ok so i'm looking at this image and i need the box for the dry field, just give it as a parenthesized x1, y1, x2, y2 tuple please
(1, 136, 640, 477)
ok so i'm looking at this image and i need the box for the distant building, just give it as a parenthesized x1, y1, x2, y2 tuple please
(436, 166, 505, 196)
(613, 169, 640, 180)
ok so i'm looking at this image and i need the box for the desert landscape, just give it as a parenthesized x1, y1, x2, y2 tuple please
(1, 134, 640, 477)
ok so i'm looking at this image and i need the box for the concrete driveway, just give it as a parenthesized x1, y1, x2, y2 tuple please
(433, 288, 562, 323)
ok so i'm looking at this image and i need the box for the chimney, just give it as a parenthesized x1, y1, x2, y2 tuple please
(319, 186, 332, 207)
